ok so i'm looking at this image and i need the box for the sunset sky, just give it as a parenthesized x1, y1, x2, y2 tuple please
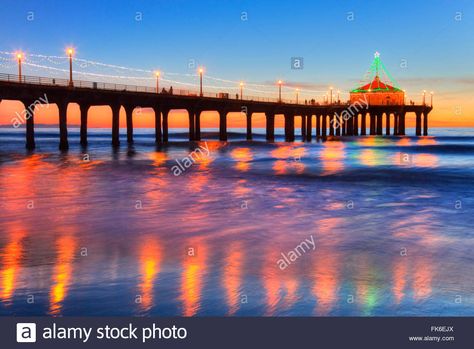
(1, 0, 473, 128)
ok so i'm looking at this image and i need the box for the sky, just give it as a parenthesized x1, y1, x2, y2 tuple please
(0, 0, 473, 128)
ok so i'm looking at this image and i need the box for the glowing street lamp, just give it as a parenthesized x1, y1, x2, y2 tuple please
(430, 91, 434, 107)
(337, 90, 340, 103)
(67, 48, 74, 87)
(239, 81, 244, 100)
(422, 90, 426, 105)
(330, 86, 333, 104)
(155, 71, 161, 93)
(16, 53, 23, 83)
(278, 80, 283, 102)
(296, 88, 300, 104)
(198, 67, 204, 97)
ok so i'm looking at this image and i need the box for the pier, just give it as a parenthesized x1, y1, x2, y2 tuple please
(0, 73, 432, 150)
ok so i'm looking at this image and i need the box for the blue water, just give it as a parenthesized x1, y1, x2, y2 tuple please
(0, 127, 473, 316)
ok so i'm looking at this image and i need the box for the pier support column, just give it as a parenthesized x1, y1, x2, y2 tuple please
(306, 114, 312, 141)
(385, 113, 390, 136)
(321, 114, 327, 137)
(188, 110, 195, 141)
(329, 115, 335, 136)
(394, 113, 399, 135)
(219, 110, 227, 141)
(335, 114, 341, 136)
(23, 100, 36, 150)
(162, 109, 169, 142)
(423, 112, 428, 136)
(361, 113, 367, 136)
(111, 104, 120, 146)
(153, 105, 162, 144)
(415, 112, 422, 136)
(400, 112, 406, 135)
(316, 115, 321, 137)
(195, 111, 201, 141)
(266, 112, 275, 141)
(353, 114, 359, 136)
(369, 114, 376, 135)
(376, 114, 383, 135)
(125, 105, 134, 144)
(342, 117, 346, 136)
(246, 111, 252, 140)
(286, 115, 295, 142)
(58, 102, 69, 150)
(346, 116, 353, 136)
(301, 115, 306, 140)
(80, 104, 89, 146)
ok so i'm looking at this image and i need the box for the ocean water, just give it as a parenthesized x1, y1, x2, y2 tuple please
(0, 127, 473, 316)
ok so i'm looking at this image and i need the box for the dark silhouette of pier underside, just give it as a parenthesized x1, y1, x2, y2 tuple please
(0, 74, 432, 150)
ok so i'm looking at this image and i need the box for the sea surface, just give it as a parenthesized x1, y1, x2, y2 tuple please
(0, 127, 473, 316)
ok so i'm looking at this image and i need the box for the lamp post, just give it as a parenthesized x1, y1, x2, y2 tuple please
(155, 71, 160, 93)
(239, 81, 243, 100)
(296, 88, 299, 104)
(422, 90, 426, 105)
(337, 90, 340, 103)
(198, 67, 204, 97)
(330, 87, 333, 104)
(278, 80, 283, 102)
(67, 48, 74, 87)
(17, 53, 23, 83)
(430, 91, 434, 107)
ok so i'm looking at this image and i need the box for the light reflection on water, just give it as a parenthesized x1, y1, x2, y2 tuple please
(1, 130, 474, 316)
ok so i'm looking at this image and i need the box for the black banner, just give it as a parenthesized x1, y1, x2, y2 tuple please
(4, 317, 472, 348)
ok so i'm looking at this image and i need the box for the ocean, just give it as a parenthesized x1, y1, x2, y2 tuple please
(0, 127, 473, 316)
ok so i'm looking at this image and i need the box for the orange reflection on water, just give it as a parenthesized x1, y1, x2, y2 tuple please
(320, 142, 345, 175)
(416, 137, 437, 146)
(271, 146, 306, 175)
(49, 235, 76, 316)
(181, 238, 207, 316)
(138, 238, 162, 313)
(392, 258, 408, 304)
(358, 149, 385, 167)
(230, 148, 253, 172)
(262, 249, 282, 316)
(312, 217, 342, 315)
(413, 257, 433, 301)
(1, 230, 26, 304)
(396, 138, 411, 146)
(414, 153, 438, 168)
(223, 242, 243, 315)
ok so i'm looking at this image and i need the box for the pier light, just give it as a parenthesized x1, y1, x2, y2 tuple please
(155, 71, 161, 93)
(66, 47, 74, 87)
(422, 90, 426, 105)
(278, 80, 283, 102)
(330, 86, 333, 104)
(16, 52, 23, 82)
(198, 67, 204, 96)
(296, 88, 300, 104)
(337, 90, 340, 103)
(239, 81, 244, 100)
(430, 91, 434, 107)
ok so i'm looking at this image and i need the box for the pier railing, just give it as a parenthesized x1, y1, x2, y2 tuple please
(0, 72, 320, 105)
